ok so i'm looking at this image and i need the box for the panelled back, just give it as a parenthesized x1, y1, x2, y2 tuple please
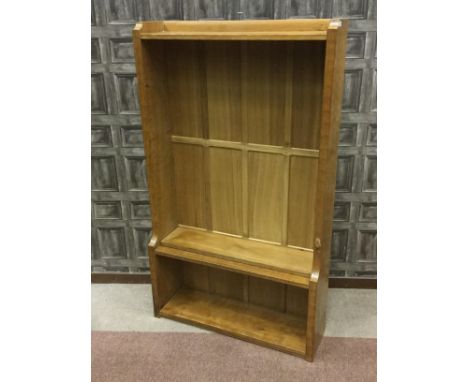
(164, 41, 324, 250)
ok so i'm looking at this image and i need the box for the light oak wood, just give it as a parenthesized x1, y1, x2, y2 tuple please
(248, 152, 284, 243)
(132, 33, 177, 242)
(208, 268, 245, 301)
(209, 147, 243, 236)
(134, 19, 348, 361)
(147, 235, 160, 315)
(160, 288, 307, 356)
(286, 285, 309, 317)
(170, 135, 320, 157)
(141, 31, 327, 41)
(154, 255, 182, 312)
(139, 20, 331, 41)
(155, 245, 310, 289)
(242, 42, 288, 146)
(205, 42, 241, 141)
(291, 42, 325, 149)
(159, 19, 331, 32)
(248, 277, 286, 311)
(165, 41, 206, 138)
(288, 156, 319, 249)
(162, 227, 314, 277)
(306, 19, 349, 362)
(172, 143, 206, 228)
(182, 261, 210, 292)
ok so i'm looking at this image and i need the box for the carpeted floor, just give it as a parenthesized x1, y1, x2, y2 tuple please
(92, 331, 376, 382)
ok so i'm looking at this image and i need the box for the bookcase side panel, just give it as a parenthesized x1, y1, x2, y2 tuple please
(314, 23, 348, 280)
(133, 34, 178, 240)
(306, 21, 349, 361)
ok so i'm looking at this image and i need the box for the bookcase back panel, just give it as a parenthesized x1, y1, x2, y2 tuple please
(208, 267, 245, 301)
(248, 277, 286, 311)
(248, 151, 284, 243)
(173, 143, 207, 228)
(160, 40, 324, 249)
(288, 156, 319, 249)
(171, 141, 319, 249)
(182, 262, 210, 292)
(163, 40, 324, 148)
(209, 147, 243, 236)
(179, 259, 308, 317)
(165, 42, 206, 138)
(134, 19, 350, 360)
(286, 285, 309, 317)
(205, 42, 242, 141)
(291, 43, 325, 149)
(242, 42, 289, 146)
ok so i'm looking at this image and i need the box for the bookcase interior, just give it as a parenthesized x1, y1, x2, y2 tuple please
(157, 256, 309, 356)
(133, 19, 349, 360)
(143, 40, 325, 250)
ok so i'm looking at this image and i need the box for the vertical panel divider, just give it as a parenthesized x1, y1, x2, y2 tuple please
(240, 42, 250, 303)
(201, 41, 212, 232)
(203, 146, 212, 231)
(282, 155, 291, 246)
(284, 42, 293, 147)
(282, 43, 294, 246)
(241, 149, 248, 238)
(240, 42, 249, 239)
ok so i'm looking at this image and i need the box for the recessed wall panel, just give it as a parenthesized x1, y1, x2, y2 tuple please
(173, 143, 206, 228)
(291, 42, 324, 149)
(209, 148, 243, 236)
(165, 41, 206, 138)
(205, 42, 242, 141)
(287, 156, 318, 249)
(242, 42, 287, 146)
(248, 152, 283, 243)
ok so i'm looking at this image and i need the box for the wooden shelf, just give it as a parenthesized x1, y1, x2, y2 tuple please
(136, 19, 332, 42)
(156, 244, 310, 289)
(133, 18, 349, 360)
(160, 288, 307, 356)
(160, 227, 314, 282)
(140, 31, 327, 41)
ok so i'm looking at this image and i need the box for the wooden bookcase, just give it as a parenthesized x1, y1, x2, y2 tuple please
(133, 19, 348, 361)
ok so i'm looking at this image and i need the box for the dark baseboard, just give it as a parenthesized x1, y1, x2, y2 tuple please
(328, 277, 376, 289)
(91, 273, 376, 289)
(91, 273, 151, 284)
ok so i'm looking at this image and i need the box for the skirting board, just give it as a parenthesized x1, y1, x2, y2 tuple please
(91, 273, 377, 289)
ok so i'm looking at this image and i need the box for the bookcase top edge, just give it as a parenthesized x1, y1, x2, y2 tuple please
(133, 19, 347, 40)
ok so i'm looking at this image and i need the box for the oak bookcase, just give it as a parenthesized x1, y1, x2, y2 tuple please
(133, 19, 348, 361)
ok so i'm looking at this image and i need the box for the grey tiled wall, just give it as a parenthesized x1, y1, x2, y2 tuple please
(91, 0, 377, 278)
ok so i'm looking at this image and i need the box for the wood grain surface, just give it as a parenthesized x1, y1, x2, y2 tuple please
(160, 288, 307, 356)
(133, 19, 348, 361)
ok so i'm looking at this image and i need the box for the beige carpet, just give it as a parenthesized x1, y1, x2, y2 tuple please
(92, 331, 376, 382)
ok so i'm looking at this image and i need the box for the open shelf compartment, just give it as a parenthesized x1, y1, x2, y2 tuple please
(134, 19, 349, 361)
(161, 288, 307, 356)
(154, 256, 309, 357)
(159, 227, 313, 288)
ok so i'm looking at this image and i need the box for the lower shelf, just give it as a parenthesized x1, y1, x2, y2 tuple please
(160, 226, 314, 288)
(160, 288, 307, 356)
